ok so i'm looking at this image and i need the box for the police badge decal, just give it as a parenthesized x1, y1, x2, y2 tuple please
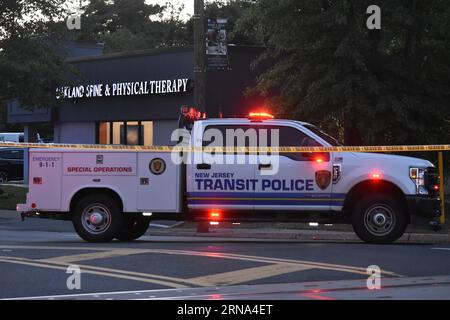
(315, 170, 331, 190)
(149, 158, 166, 175)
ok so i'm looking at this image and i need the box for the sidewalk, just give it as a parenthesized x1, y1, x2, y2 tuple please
(149, 223, 450, 244)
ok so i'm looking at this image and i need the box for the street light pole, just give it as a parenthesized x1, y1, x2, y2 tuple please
(193, 0, 206, 112)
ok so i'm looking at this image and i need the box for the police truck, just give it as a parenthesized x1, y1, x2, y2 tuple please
(17, 110, 442, 244)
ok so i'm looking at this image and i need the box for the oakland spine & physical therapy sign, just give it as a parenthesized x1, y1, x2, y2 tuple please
(57, 78, 190, 99)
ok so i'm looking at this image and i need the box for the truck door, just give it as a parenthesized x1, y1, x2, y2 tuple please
(254, 125, 333, 211)
(188, 124, 257, 210)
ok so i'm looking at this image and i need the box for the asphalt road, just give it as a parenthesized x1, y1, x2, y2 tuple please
(0, 215, 449, 300)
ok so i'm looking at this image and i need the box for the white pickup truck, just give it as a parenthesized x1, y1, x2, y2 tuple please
(17, 111, 441, 244)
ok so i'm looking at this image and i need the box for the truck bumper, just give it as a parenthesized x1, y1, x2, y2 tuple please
(405, 195, 441, 228)
(16, 203, 31, 212)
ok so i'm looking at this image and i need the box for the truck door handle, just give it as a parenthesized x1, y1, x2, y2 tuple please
(197, 163, 211, 170)
(258, 163, 272, 170)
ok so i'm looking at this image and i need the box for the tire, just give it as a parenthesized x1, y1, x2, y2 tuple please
(0, 171, 8, 183)
(352, 193, 407, 244)
(72, 194, 123, 242)
(115, 215, 151, 241)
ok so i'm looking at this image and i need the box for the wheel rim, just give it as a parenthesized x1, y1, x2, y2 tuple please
(81, 204, 112, 234)
(363, 204, 396, 236)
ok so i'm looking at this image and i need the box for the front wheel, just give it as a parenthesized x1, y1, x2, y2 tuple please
(72, 194, 123, 242)
(115, 215, 151, 241)
(352, 194, 407, 244)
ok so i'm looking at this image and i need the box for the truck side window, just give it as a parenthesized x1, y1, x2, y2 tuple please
(202, 125, 258, 152)
(264, 126, 322, 161)
(202, 125, 321, 161)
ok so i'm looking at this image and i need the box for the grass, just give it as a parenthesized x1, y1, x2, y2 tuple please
(0, 185, 27, 210)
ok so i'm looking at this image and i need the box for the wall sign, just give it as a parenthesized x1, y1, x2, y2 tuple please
(57, 78, 191, 99)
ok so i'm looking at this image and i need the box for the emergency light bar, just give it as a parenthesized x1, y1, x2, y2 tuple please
(248, 112, 274, 121)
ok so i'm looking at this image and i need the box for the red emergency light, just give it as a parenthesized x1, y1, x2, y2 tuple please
(181, 106, 205, 120)
(370, 172, 382, 180)
(209, 211, 222, 221)
(248, 112, 274, 121)
(210, 212, 220, 218)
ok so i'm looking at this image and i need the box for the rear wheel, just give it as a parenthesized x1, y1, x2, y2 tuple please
(115, 215, 151, 241)
(352, 194, 407, 244)
(72, 194, 123, 242)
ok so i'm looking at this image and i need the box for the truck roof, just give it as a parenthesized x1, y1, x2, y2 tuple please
(197, 118, 312, 127)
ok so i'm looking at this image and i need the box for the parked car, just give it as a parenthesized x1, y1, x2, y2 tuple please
(0, 132, 24, 143)
(0, 148, 24, 182)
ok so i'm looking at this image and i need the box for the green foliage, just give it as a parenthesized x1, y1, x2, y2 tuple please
(203, 0, 259, 45)
(236, 0, 450, 145)
(76, 0, 191, 52)
(0, 185, 27, 210)
(0, 0, 68, 109)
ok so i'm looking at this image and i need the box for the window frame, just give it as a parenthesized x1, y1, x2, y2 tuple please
(201, 123, 326, 161)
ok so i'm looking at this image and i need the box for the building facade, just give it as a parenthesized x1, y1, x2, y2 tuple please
(8, 45, 265, 146)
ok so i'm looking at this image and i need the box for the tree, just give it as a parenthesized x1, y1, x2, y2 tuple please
(77, 0, 260, 53)
(76, 0, 191, 52)
(202, 0, 260, 45)
(0, 0, 68, 109)
(236, 0, 450, 145)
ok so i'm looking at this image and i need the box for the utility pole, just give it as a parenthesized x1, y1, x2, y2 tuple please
(194, 0, 209, 233)
(193, 0, 206, 112)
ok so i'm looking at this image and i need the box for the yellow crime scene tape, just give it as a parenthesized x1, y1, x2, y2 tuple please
(1, 141, 447, 223)
(1, 142, 450, 153)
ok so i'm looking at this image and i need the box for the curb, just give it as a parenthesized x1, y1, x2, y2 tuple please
(149, 229, 450, 244)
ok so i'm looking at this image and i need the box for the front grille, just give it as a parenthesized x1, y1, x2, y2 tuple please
(424, 167, 439, 196)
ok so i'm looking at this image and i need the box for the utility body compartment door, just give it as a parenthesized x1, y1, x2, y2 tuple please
(28, 150, 63, 210)
(136, 153, 181, 212)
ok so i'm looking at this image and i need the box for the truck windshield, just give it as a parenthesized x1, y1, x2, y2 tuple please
(304, 125, 342, 146)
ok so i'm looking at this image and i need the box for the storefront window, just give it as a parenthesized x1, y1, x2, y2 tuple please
(97, 121, 153, 146)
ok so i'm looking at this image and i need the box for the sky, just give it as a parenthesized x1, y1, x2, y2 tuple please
(149, 0, 226, 21)
(66, 0, 224, 21)
(150, 0, 195, 20)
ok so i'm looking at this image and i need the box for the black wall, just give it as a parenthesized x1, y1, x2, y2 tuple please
(206, 46, 266, 118)
(57, 45, 265, 122)
(58, 47, 195, 122)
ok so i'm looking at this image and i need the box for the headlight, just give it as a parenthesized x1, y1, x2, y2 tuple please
(409, 167, 428, 194)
